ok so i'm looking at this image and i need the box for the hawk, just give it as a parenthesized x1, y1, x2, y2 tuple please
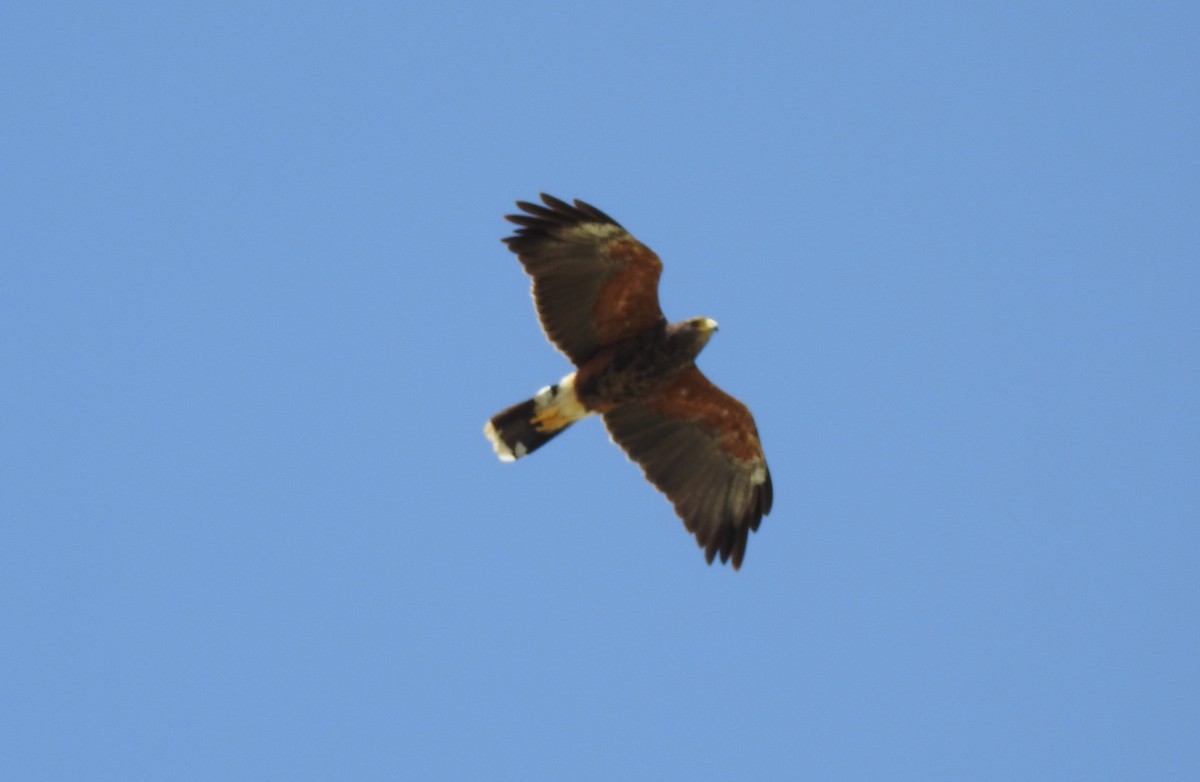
(484, 194, 773, 569)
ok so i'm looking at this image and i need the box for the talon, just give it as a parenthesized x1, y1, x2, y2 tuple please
(532, 408, 562, 432)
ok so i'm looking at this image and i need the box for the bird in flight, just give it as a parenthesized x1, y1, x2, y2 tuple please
(484, 194, 773, 569)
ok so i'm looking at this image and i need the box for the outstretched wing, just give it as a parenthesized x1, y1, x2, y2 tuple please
(503, 194, 665, 366)
(602, 367, 773, 569)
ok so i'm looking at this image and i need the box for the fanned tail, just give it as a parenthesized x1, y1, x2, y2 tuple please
(483, 375, 589, 462)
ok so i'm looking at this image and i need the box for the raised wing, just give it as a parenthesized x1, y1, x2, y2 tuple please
(503, 194, 665, 366)
(602, 368, 773, 569)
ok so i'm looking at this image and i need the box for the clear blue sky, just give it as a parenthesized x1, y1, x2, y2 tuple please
(3, 2, 1197, 779)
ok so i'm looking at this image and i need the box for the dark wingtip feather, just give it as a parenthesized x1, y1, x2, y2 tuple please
(503, 195, 624, 238)
(505, 215, 546, 228)
(760, 465, 774, 517)
(730, 528, 749, 570)
(538, 193, 573, 211)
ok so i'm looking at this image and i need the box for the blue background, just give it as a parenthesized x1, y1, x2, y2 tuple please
(4, 2, 1197, 779)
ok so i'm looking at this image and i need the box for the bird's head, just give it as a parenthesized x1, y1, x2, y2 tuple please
(693, 317, 719, 343)
(669, 316, 719, 360)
